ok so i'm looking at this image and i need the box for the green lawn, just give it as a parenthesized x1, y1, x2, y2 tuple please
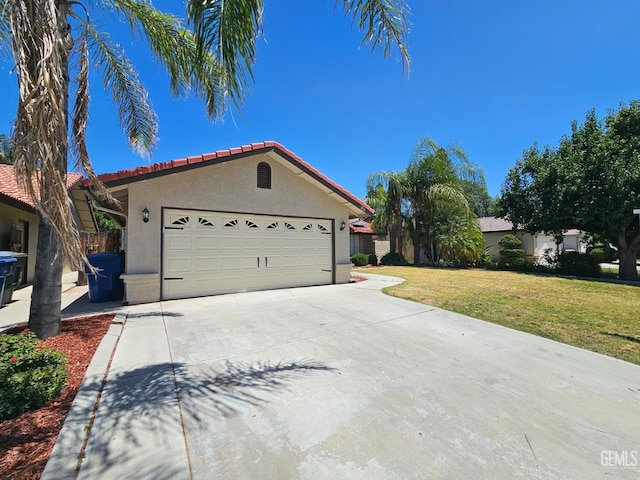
(354, 266, 640, 365)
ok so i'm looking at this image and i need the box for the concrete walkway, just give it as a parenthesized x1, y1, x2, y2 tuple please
(0, 271, 125, 331)
(8, 274, 640, 479)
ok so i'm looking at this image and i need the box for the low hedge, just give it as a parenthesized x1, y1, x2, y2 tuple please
(557, 251, 601, 278)
(380, 252, 409, 266)
(350, 253, 369, 266)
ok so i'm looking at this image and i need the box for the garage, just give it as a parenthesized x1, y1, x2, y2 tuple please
(90, 141, 373, 304)
(162, 209, 333, 299)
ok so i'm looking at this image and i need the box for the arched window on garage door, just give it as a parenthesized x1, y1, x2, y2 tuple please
(257, 162, 271, 189)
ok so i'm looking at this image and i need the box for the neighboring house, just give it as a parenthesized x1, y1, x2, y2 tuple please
(478, 216, 586, 263)
(88, 141, 374, 304)
(349, 219, 390, 260)
(0, 164, 97, 282)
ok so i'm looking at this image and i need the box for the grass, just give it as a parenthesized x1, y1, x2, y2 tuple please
(355, 266, 640, 365)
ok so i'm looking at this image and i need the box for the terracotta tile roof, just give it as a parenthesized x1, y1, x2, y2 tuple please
(478, 216, 515, 233)
(0, 164, 83, 209)
(349, 220, 375, 234)
(90, 141, 374, 215)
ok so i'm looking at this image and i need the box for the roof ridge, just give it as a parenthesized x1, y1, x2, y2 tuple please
(89, 141, 373, 215)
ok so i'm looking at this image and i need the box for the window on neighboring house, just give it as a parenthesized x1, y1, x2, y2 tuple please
(257, 162, 271, 189)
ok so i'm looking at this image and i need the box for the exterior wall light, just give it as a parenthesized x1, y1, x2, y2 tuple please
(340, 221, 346, 231)
(142, 207, 150, 223)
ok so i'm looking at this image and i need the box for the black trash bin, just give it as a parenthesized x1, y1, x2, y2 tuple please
(0, 255, 17, 306)
(85, 253, 125, 303)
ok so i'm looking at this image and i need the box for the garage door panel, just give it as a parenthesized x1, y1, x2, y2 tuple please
(163, 209, 334, 300)
(219, 256, 243, 270)
(166, 257, 191, 274)
(195, 235, 218, 250)
(219, 236, 242, 250)
(166, 235, 192, 250)
(194, 256, 217, 272)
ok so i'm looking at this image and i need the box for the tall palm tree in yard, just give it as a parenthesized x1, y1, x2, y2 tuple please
(404, 137, 485, 264)
(366, 169, 408, 256)
(0, 0, 410, 338)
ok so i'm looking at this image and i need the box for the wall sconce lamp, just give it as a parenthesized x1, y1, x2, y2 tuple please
(142, 207, 150, 223)
(340, 221, 346, 231)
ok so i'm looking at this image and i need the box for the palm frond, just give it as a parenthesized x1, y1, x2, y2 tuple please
(427, 183, 473, 221)
(0, 0, 11, 58)
(339, 0, 411, 73)
(71, 29, 90, 170)
(83, 22, 158, 156)
(70, 25, 115, 206)
(10, 0, 86, 268)
(185, 0, 263, 111)
(107, 0, 229, 119)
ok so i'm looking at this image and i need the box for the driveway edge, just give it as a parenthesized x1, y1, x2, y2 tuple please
(41, 312, 127, 480)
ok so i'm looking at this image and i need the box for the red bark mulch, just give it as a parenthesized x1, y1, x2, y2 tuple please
(0, 314, 115, 480)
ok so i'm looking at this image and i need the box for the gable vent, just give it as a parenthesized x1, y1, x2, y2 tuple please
(257, 162, 271, 189)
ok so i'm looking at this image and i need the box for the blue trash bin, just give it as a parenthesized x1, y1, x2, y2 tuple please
(85, 253, 125, 303)
(0, 255, 17, 306)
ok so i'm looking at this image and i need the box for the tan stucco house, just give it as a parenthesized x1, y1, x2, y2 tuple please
(90, 141, 373, 304)
(479, 216, 586, 264)
(0, 164, 96, 283)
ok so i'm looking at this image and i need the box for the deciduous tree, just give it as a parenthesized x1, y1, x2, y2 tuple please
(499, 102, 640, 280)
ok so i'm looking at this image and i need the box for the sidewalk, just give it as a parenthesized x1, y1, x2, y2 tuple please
(0, 270, 129, 331)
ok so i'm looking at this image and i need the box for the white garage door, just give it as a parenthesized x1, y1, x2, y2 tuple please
(162, 209, 333, 299)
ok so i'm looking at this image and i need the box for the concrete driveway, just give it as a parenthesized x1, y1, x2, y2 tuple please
(43, 274, 640, 479)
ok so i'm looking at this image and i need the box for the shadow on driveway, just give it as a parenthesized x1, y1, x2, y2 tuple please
(61, 293, 124, 319)
(77, 358, 334, 478)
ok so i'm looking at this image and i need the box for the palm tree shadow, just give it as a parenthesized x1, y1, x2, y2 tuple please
(78, 359, 334, 476)
(179, 359, 336, 420)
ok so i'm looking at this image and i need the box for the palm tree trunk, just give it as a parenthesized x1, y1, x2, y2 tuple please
(27, 1, 72, 338)
(394, 210, 403, 255)
(389, 223, 397, 254)
(29, 216, 63, 338)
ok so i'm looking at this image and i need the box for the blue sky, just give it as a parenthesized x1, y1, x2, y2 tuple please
(1, 1, 640, 200)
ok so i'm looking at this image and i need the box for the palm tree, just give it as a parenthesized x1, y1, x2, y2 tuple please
(404, 137, 485, 264)
(0, 133, 12, 164)
(0, 0, 410, 338)
(367, 170, 408, 255)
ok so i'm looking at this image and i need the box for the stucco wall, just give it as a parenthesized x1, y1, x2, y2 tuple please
(123, 152, 352, 285)
(0, 203, 38, 282)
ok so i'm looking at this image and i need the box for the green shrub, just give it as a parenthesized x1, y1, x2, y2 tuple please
(380, 252, 409, 266)
(367, 254, 378, 266)
(350, 253, 369, 266)
(0, 328, 68, 421)
(557, 251, 601, 278)
(498, 234, 522, 249)
(588, 247, 609, 264)
(499, 248, 526, 267)
(588, 244, 617, 263)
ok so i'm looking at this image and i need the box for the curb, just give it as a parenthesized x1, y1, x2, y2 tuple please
(40, 312, 127, 480)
